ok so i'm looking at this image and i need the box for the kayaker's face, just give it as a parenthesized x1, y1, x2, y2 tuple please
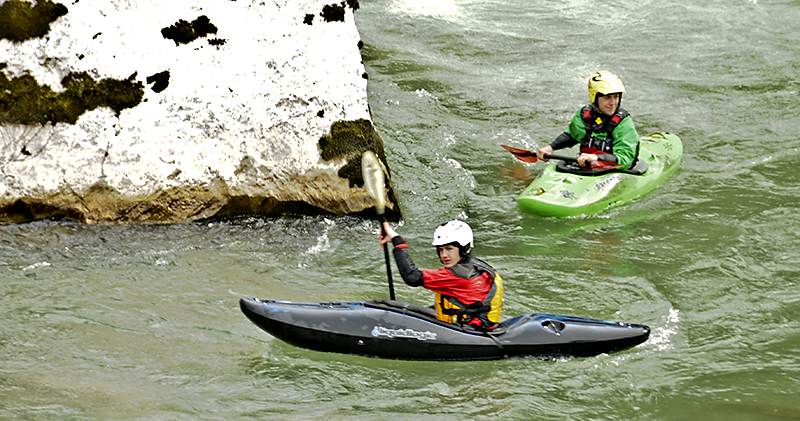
(437, 245, 461, 268)
(596, 93, 620, 116)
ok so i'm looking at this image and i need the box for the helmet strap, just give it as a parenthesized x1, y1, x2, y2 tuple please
(458, 244, 472, 259)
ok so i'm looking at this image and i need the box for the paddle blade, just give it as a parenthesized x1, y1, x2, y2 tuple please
(361, 151, 386, 215)
(501, 144, 539, 163)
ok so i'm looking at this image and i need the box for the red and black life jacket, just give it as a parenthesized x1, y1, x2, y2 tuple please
(423, 257, 504, 330)
(434, 273, 503, 329)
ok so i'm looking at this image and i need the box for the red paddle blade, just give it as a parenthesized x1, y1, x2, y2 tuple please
(588, 160, 623, 170)
(501, 144, 538, 163)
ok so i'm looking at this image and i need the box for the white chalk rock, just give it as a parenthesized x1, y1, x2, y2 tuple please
(0, 0, 397, 222)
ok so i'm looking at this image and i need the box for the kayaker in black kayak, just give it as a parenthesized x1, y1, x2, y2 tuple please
(378, 220, 504, 331)
(537, 71, 640, 170)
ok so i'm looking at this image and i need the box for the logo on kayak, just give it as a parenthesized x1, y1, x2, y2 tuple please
(371, 326, 437, 341)
(595, 174, 622, 191)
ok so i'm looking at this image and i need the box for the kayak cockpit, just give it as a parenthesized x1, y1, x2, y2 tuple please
(555, 158, 649, 176)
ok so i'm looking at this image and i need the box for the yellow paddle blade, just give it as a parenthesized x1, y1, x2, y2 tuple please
(361, 151, 386, 215)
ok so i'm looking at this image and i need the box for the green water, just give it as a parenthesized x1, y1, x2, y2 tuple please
(2, 0, 800, 419)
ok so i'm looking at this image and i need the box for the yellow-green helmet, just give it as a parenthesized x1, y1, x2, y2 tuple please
(588, 71, 625, 104)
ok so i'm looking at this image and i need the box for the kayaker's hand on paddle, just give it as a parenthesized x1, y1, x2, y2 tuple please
(379, 222, 398, 246)
(536, 145, 554, 161)
(577, 153, 599, 167)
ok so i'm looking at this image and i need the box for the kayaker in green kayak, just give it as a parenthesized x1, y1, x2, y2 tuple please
(378, 220, 504, 331)
(537, 71, 640, 170)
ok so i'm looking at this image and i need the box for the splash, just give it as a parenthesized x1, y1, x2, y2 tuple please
(22, 261, 51, 271)
(304, 218, 335, 256)
(645, 307, 680, 352)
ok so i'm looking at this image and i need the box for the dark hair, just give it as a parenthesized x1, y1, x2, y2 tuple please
(593, 92, 623, 107)
(435, 242, 472, 262)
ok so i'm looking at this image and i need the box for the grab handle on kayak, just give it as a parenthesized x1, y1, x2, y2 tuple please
(542, 319, 565, 336)
(645, 131, 667, 142)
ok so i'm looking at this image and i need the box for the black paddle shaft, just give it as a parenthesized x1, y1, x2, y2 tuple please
(380, 217, 396, 300)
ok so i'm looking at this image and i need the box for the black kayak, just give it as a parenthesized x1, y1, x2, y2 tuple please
(240, 298, 650, 361)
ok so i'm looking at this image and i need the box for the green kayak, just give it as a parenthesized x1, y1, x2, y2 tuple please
(516, 132, 683, 217)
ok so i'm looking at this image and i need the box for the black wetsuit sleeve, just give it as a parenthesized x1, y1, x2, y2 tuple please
(596, 154, 618, 163)
(550, 132, 577, 150)
(390, 236, 425, 287)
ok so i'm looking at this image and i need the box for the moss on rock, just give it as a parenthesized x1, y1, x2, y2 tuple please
(321, 3, 346, 22)
(320, 1, 359, 22)
(161, 15, 218, 46)
(0, 0, 68, 43)
(146, 70, 170, 93)
(319, 118, 391, 188)
(317, 118, 401, 219)
(0, 69, 144, 125)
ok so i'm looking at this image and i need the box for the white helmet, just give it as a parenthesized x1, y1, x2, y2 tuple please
(432, 220, 473, 253)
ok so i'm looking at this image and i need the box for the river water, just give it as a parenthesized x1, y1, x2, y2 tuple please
(2, 0, 799, 419)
